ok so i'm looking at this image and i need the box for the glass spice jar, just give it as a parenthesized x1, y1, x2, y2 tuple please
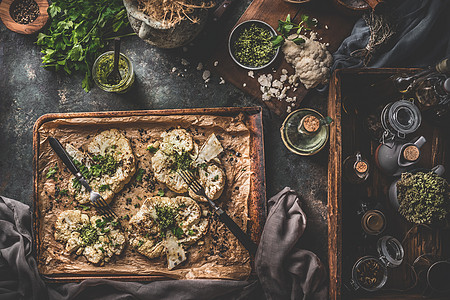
(380, 99, 421, 141)
(92, 51, 134, 93)
(343, 152, 370, 184)
(349, 236, 404, 292)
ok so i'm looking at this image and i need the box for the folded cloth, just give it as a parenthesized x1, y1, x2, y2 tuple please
(332, 0, 450, 71)
(256, 188, 328, 300)
(0, 188, 327, 300)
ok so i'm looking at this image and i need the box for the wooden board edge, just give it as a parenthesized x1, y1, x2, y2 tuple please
(32, 106, 266, 282)
(328, 69, 343, 300)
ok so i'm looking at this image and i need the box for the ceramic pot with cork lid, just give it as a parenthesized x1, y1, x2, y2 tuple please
(375, 136, 426, 176)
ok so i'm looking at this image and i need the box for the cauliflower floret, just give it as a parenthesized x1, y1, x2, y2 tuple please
(282, 34, 333, 89)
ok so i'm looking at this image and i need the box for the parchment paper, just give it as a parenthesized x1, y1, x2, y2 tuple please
(36, 114, 252, 280)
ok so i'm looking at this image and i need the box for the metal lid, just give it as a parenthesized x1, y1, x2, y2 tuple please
(377, 236, 404, 268)
(444, 78, 450, 93)
(381, 100, 421, 139)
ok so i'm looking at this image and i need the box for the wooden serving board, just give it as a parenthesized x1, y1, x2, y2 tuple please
(210, 0, 356, 117)
(33, 107, 266, 282)
(328, 69, 450, 300)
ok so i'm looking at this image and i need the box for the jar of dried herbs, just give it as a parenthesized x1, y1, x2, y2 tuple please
(349, 236, 404, 292)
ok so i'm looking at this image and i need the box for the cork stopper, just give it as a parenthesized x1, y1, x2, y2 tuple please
(302, 115, 320, 133)
(355, 161, 368, 174)
(403, 145, 420, 161)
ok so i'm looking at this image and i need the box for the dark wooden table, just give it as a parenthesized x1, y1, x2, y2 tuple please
(0, 0, 344, 273)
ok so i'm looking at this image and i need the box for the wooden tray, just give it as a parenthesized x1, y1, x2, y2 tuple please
(32, 107, 266, 282)
(210, 0, 356, 117)
(328, 69, 450, 299)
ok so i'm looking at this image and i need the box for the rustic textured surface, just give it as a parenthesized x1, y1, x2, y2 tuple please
(328, 69, 450, 300)
(0, 0, 331, 280)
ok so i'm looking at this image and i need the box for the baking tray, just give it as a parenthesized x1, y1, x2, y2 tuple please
(33, 107, 266, 282)
(328, 69, 450, 300)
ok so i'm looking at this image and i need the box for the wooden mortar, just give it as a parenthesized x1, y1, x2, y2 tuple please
(0, 0, 49, 34)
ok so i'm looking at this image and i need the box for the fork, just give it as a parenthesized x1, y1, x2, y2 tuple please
(178, 170, 257, 255)
(48, 137, 117, 219)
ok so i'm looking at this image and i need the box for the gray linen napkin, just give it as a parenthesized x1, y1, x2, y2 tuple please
(332, 0, 450, 71)
(0, 187, 327, 300)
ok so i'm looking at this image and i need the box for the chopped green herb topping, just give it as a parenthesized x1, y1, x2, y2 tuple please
(213, 175, 219, 181)
(170, 151, 193, 171)
(46, 164, 59, 178)
(80, 224, 98, 246)
(157, 189, 165, 197)
(98, 184, 110, 192)
(188, 229, 195, 236)
(147, 145, 158, 153)
(135, 168, 145, 182)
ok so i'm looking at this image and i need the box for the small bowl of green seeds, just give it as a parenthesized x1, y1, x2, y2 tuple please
(228, 20, 279, 70)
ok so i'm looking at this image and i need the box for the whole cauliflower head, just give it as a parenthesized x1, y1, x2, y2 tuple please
(282, 33, 333, 89)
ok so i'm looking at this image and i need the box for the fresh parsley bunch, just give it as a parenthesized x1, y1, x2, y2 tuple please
(36, 0, 131, 92)
(271, 14, 318, 48)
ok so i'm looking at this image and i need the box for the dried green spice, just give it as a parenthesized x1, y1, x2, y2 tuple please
(397, 171, 450, 224)
(98, 184, 110, 192)
(233, 24, 276, 67)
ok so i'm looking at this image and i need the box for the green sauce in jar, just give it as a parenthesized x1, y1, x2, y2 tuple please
(92, 51, 134, 93)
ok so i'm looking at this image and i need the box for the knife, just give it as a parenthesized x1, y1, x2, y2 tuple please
(48, 137, 93, 195)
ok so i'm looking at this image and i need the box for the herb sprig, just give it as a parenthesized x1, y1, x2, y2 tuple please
(36, 0, 131, 91)
(271, 14, 318, 48)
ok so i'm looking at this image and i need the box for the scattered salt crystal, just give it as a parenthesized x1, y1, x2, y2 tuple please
(282, 69, 288, 75)
(325, 25, 329, 30)
(205, 78, 210, 83)
(181, 59, 189, 66)
(287, 106, 292, 113)
(196, 62, 203, 71)
(248, 71, 254, 78)
(214, 61, 219, 67)
(171, 67, 177, 73)
(219, 77, 225, 85)
(243, 83, 247, 87)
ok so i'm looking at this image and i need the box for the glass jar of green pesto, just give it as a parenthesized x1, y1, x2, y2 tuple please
(92, 51, 134, 93)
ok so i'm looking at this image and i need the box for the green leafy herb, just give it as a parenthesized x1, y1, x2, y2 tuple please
(233, 23, 276, 67)
(213, 175, 219, 181)
(135, 168, 145, 182)
(138, 240, 144, 247)
(134, 203, 140, 208)
(271, 14, 317, 48)
(58, 188, 68, 196)
(157, 189, 165, 197)
(198, 163, 207, 170)
(36, 0, 131, 92)
(187, 229, 195, 236)
(46, 164, 59, 178)
(99, 184, 110, 192)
